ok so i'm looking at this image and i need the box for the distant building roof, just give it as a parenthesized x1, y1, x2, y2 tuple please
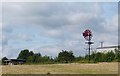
(96, 46, 118, 49)
(4, 59, 26, 62)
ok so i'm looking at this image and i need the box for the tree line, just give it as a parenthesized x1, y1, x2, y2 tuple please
(2, 48, 120, 64)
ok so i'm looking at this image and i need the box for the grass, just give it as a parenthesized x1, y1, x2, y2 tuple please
(2, 62, 119, 74)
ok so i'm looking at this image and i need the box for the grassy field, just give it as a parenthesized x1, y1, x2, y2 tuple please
(2, 62, 118, 74)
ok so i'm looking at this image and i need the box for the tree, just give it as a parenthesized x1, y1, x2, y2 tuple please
(95, 52, 105, 62)
(26, 56, 34, 63)
(90, 52, 96, 60)
(28, 51, 34, 57)
(118, 52, 120, 62)
(17, 49, 29, 59)
(90, 52, 97, 62)
(75, 56, 83, 61)
(105, 51, 115, 62)
(33, 53, 42, 63)
(26, 51, 34, 63)
(114, 48, 120, 61)
(85, 54, 89, 60)
(41, 56, 50, 63)
(58, 50, 75, 63)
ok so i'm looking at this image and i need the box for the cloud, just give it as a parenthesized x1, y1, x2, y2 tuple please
(31, 45, 62, 57)
(14, 33, 32, 41)
(2, 46, 22, 58)
(2, 0, 119, 2)
(103, 15, 118, 32)
(2, 2, 118, 58)
(2, 35, 8, 46)
(2, 3, 104, 28)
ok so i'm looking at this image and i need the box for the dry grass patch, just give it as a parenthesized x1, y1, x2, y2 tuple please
(2, 62, 118, 74)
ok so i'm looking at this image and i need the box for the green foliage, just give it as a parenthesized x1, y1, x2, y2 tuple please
(105, 51, 115, 62)
(33, 53, 41, 63)
(75, 56, 84, 62)
(26, 56, 34, 63)
(17, 49, 55, 64)
(58, 50, 75, 63)
(28, 51, 34, 57)
(114, 48, 120, 62)
(16, 48, 119, 64)
(118, 53, 120, 62)
(40, 56, 50, 63)
(94, 52, 106, 62)
(77, 49, 119, 63)
(17, 49, 30, 59)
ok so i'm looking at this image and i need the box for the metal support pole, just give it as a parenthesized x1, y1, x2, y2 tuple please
(88, 35, 91, 62)
(88, 41, 90, 62)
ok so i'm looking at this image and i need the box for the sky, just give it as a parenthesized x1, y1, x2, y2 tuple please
(1, 0, 120, 2)
(0, 2, 118, 58)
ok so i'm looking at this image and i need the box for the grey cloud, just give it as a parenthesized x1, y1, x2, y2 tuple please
(2, 46, 21, 58)
(2, 2, 118, 58)
(2, 37, 8, 46)
(2, 2, 104, 29)
(2, 28, 32, 47)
